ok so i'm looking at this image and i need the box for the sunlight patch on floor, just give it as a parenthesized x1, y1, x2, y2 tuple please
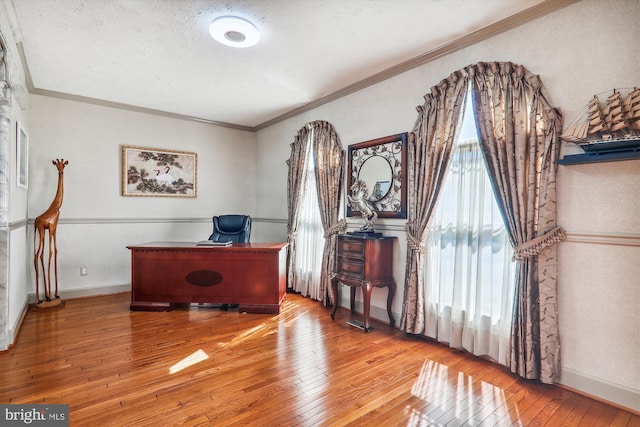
(409, 358, 518, 425)
(169, 349, 209, 374)
(411, 359, 449, 402)
(216, 323, 269, 348)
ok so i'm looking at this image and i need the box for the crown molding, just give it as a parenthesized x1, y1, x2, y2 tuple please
(16, 42, 254, 133)
(32, 86, 256, 133)
(16, 0, 579, 133)
(254, 0, 579, 130)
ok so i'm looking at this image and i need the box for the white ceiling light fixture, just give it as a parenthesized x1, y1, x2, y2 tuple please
(209, 16, 261, 48)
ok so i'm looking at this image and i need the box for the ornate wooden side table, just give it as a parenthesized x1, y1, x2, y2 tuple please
(330, 233, 396, 332)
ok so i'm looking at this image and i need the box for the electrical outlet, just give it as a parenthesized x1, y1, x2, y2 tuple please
(80, 266, 88, 276)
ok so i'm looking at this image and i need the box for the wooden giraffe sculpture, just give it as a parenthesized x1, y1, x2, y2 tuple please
(34, 159, 69, 305)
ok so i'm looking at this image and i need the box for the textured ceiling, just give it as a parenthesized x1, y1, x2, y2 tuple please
(11, 0, 557, 130)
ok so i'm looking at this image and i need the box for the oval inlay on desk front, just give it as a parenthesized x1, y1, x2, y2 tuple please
(186, 270, 223, 287)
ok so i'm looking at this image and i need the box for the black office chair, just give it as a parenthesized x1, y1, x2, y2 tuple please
(208, 215, 252, 243)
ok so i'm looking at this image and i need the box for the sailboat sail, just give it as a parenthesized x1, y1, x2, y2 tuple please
(602, 90, 623, 131)
(622, 87, 640, 131)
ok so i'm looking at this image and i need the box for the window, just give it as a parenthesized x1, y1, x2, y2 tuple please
(291, 138, 325, 300)
(423, 94, 515, 365)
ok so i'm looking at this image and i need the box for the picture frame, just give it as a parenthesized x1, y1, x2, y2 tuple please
(122, 145, 197, 198)
(347, 132, 407, 218)
(16, 121, 29, 189)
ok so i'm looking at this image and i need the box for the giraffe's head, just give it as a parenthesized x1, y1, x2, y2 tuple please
(52, 159, 69, 174)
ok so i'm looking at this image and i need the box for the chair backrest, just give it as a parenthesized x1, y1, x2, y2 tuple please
(208, 215, 252, 243)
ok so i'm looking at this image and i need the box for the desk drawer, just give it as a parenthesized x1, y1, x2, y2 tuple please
(338, 238, 365, 257)
(337, 256, 364, 278)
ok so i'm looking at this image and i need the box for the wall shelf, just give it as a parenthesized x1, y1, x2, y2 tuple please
(558, 149, 640, 165)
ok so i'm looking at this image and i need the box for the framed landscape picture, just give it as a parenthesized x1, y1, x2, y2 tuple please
(16, 122, 29, 189)
(122, 145, 197, 197)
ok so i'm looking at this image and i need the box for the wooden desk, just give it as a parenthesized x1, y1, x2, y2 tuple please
(127, 242, 288, 314)
(330, 234, 396, 332)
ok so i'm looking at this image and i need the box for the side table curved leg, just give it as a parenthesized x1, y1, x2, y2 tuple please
(330, 275, 339, 320)
(387, 279, 396, 328)
(363, 281, 374, 332)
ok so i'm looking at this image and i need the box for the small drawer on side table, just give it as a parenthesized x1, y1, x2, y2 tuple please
(336, 258, 364, 279)
(337, 238, 365, 257)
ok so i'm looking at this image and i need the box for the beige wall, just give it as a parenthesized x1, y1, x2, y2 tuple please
(1, 0, 637, 413)
(255, 0, 640, 411)
(28, 96, 257, 219)
(24, 95, 258, 297)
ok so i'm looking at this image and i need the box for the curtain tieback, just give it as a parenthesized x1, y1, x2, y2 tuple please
(513, 225, 566, 260)
(324, 220, 346, 238)
(287, 230, 297, 240)
(405, 225, 425, 253)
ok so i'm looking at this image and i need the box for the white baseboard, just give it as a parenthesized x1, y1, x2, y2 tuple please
(7, 301, 29, 348)
(560, 367, 640, 413)
(27, 283, 130, 304)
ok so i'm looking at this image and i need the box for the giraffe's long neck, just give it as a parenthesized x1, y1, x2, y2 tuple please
(48, 172, 64, 211)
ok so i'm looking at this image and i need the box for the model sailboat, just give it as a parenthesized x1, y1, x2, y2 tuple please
(561, 87, 640, 153)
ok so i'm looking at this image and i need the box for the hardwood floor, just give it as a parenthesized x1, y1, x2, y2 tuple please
(1, 292, 638, 426)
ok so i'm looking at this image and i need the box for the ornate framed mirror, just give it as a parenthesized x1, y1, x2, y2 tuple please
(347, 132, 407, 218)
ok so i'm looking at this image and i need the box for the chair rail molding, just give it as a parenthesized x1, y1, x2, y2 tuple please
(563, 231, 640, 247)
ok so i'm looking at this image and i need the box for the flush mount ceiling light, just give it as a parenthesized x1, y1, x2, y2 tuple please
(209, 16, 261, 48)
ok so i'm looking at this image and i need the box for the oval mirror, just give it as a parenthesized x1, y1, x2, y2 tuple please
(347, 132, 407, 219)
(358, 155, 392, 202)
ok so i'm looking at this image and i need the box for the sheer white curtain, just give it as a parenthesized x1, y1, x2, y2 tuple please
(423, 102, 515, 365)
(292, 140, 325, 300)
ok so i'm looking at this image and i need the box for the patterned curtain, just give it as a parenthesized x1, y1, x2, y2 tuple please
(286, 126, 311, 292)
(311, 121, 346, 306)
(469, 62, 565, 384)
(402, 62, 564, 384)
(286, 121, 345, 305)
(400, 72, 468, 333)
